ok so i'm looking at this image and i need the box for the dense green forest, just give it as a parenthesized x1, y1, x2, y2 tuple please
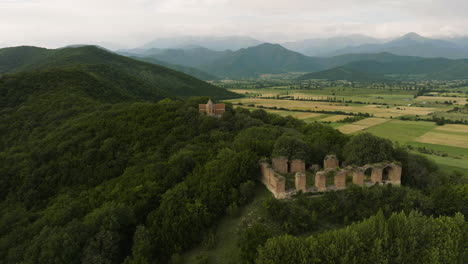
(0, 46, 235, 99)
(130, 56, 218, 81)
(0, 48, 467, 263)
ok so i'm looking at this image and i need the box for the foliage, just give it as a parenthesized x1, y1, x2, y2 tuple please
(343, 133, 395, 166)
(272, 135, 310, 161)
(256, 211, 467, 264)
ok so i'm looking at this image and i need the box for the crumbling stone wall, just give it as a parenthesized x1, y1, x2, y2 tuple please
(383, 164, 402, 185)
(272, 157, 288, 174)
(370, 166, 383, 183)
(315, 171, 327, 192)
(352, 169, 365, 186)
(260, 162, 286, 198)
(290, 159, 306, 173)
(324, 154, 339, 169)
(260, 158, 402, 199)
(361, 163, 402, 185)
(334, 170, 347, 189)
(295, 172, 306, 192)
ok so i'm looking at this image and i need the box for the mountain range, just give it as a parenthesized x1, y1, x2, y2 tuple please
(331, 33, 468, 59)
(119, 42, 468, 80)
(126, 33, 468, 59)
(281, 34, 384, 56)
(138, 35, 261, 51)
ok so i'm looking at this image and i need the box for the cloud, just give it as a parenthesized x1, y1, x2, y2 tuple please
(0, 0, 467, 48)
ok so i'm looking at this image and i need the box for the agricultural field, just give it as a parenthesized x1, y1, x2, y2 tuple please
(224, 80, 468, 175)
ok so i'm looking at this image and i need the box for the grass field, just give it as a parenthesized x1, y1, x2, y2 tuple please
(417, 131, 468, 149)
(361, 120, 468, 174)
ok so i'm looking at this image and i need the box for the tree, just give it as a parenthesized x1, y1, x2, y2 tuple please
(272, 135, 310, 161)
(343, 133, 394, 166)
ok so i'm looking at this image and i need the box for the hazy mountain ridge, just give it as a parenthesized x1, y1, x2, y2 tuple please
(281, 34, 383, 56)
(330, 33, 468, 59)
(140, 35, 262, 51)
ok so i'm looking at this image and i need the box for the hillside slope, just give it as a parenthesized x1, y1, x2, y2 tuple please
(131, 56, 219, 80)
(0, 45, 236, 99)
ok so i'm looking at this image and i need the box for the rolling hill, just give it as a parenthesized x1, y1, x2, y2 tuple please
(300, 57, 468, 81)
(132, 47, 231, 68)
(0, 45, 236, 99)
(131, 56, 218, 80)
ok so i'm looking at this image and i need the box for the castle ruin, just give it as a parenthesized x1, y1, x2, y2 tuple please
(260, 155, 402, 199)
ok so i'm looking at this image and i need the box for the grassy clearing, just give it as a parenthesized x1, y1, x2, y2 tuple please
(419, 154, 468, 173)
(434, 124, 468, 133)
(181, 186, 273, 264)
(338, 124, 369, 134)
(417, 131, 468, 149)
(362, 120, 436, 143)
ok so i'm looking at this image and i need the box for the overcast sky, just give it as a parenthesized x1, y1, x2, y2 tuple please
(1, 0, 468, 49)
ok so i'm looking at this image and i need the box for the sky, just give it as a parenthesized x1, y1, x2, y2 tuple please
(1, 0, 468, 49)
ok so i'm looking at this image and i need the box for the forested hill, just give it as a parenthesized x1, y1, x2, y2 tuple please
(131, 56, 219, 81)
(0, 45, 236, 99)
(199, 43, 323, 78)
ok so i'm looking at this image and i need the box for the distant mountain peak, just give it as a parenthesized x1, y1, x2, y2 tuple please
(254, 43, 285, 49)
(399, 32, 426, 41)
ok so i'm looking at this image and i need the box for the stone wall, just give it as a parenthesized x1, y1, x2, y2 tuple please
(290, 159, 306, 173)
(260, 158, 402, 199)
(324, 155, 339, 169)
(352, 169, 364, 185)
(260, 162, 286, 198)
(315, 171, 327, 192)
(334, 170, 347, 189)
(272, 157, 288, 174)
(295, 172, 306, 192)
(384, 164, 402, 185)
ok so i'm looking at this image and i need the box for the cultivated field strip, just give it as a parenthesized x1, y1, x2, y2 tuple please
(417, 131, 468, 149)
(337, 118, 390, 134)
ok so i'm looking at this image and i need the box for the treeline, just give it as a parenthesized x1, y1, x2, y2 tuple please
(238, 183, 468, 264)
(399, 115, 468, 125)
(256, 210, 466, 264)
